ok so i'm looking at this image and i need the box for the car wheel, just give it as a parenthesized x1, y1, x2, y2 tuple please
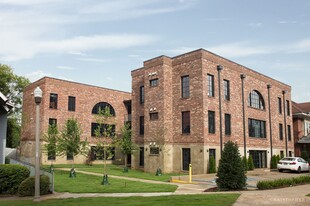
(278, 169, 283, 172)
(297, 167, 301, 174)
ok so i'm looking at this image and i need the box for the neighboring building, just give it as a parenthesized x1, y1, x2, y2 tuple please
(292, 102, 310, 157)
(131, 49, 293, 174)
(20, 77, 131, 165)
(0, 92, 13, 164)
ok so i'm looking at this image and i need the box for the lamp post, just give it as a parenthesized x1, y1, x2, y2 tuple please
(34, 86, 42, 202)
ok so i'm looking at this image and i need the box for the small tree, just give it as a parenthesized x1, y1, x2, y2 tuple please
(216, 141, 246, 190)
(57, 118, 88, 176)
(42, 124, 58, 171)
(270, 155, 278, 169)
(242, 156, 248, 171)
(301, 150, 309, 162)
(208, 156, 216, 174)
(247, 155, 255, 171)
(115, 122, 136, 172)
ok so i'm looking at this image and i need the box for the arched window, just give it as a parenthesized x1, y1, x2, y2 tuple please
(92, 102, 116, 116)
(248, 90, 265, 110)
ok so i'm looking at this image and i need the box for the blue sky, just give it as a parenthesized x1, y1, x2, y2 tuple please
(1, 0, 309, 102)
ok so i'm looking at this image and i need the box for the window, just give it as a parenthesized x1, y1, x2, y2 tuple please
(248, 118, 266, 138)
(68, 96, 76, 111)
(248, 90, 265, 109)
(207, 74, 214, 97)
(278, 97, 282, 114)
(92, 102, 115, 116)
(208, 111, 215, 134)
(90, 146, 115, 160)
(67, 151, 73, 160)
(150, 147, 159, 155)
(47, 150, 56, 161)
(224, 80, 230, 100)
(286, 100, 290, 116)
(287, 125, 291, 141)
(289, 151, 292, 157)
(150, 79, 158, 87)
(279, 124, 283, 140)
(49, 93, 58, 109)
(182, 111, 190, 134)
(150, 112, 158, 121)
(49, 118, 57, 126)
(91, 123, 115, 137)
(181, 75, 190, 98)
(209, 149, 216, 160)
(225, 114, 231, 135)
(140, 86, 144, 104)
(139, 116, 144, 135)
(306, 121, 310, 136)
(280, 151, 284, 158)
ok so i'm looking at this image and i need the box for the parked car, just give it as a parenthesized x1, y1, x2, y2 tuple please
(277, 157, 310, 173)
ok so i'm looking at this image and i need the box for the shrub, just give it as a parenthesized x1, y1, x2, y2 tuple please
(301, 150, 309, 162)
(247, 156, 255, 171)
(257, 176, 310, 190)
(270, 155, 278, 169)
(216, 141, 247, 190)
(0, 164, 30, 194)
(242, 156, 248, 171)
(208, 156, 216, 174)
(18, 175, 50, 197)
(276, 155, 281, 164)
(5, 157, 10, 164)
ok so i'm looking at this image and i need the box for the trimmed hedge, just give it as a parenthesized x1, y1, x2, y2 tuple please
(0, 164, 30, 194)
(18, 175, 50, 197)
(257, 175, 310, 190)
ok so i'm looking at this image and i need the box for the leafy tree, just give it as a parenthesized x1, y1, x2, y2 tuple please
(93, 107, 116, 184)
(57, 118, 88, 173)
(208, 156, 216, 174)
(6, 118, 21, 148)
(247, 155, 255, 171)
(42, 124, 58, 170)
(301, 150, 309, 162)
(270, 155, 278, 169)
(216, 141, 247, 190)
(115, 122, 136, 171)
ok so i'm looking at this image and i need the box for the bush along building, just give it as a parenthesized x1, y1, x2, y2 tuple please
(19, 77, 131, 165)
(292, 102, 310, 158)
(131, 49, 294, 174)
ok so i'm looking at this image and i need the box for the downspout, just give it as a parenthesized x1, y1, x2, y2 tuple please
(267, 84, 273, 158)
(282, 90, 288, 156)
(217, 65, 223, 155)
(241, 74, 247, 158)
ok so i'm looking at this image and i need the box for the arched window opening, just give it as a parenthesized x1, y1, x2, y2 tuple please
(92, 102, 116, 116)
(248, 90, 265, 110)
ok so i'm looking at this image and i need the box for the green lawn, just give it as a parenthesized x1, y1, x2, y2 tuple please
(47, 164, 182, 182)
(54, 170, 177, 193)
(0, 194, 240, 206)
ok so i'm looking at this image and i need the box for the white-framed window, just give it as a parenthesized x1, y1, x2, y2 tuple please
(305, 121, 310, 136)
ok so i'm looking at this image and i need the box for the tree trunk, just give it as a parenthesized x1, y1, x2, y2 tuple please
(124, 154, 127, 168)
(104, 149, 107, 175)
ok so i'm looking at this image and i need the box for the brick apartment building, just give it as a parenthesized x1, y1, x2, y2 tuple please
(292, 102, 310, 157)
(20, 77, 131, 165)
(131, 49, 294, 174)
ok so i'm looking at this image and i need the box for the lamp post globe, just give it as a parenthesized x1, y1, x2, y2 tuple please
(34, 86, 42, 104)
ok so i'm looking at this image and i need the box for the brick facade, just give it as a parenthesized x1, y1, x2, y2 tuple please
(20, 77, 131, 165)
(131, 49, 294, 174)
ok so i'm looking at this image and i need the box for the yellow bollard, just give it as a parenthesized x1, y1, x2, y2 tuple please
(189, 164, 192, 183)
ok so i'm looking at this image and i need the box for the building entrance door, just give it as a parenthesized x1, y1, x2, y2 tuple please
(249, 150, 267, 168)
(182, 148, 191, 171)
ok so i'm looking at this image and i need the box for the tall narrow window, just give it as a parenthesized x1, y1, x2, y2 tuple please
(248, 90, 265, 109)
(248, 118, 266, 138)
(140, 86, 144, 104)
(279, 123, 283, 140)
(150, 79, 158, 87)
(67, 151, 73, 160)
(286, 100, 290, 116)
(182, 111, 190, 134)
(224, 80, 230, 100)
(278, 97, 282, 114)
(49, 93, 58, 109)
(207, 74, 214, 97)
(287, 125, 291, 141)
(181, 75, 190, 98)
(68, 96, 76, 111)
(208, 111, 215, 134)
(139, 116, 144, 135)
(225, 113, 231, 135)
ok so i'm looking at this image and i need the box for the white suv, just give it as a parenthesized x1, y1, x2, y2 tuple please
(277, 157, 310, 173)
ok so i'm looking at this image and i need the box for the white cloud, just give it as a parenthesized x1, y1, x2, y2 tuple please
(278, 20, 297, 24)
(77, 57, 110, 63)
(25, 70, 51, 82)
(290, 38, 310, 53)
(249, 22, 263, 28)
(56, 66, 75, 70)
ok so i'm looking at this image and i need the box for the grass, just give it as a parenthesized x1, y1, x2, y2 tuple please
(46, 164, 183, 182)
(0, 194, 240, 206)
(54, 170, 177, 193)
